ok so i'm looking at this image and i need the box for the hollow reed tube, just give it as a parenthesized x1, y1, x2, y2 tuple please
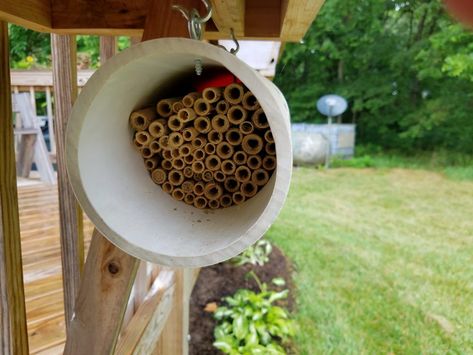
(193, 182, 205, 196)
(239, 121, 254, 135)
(233, 151, 247, 165)
(221, 159, 236, 175)
(182, 92, 201, 108)
(184, 154, 194, 165)
(162, 149, 172, 160)
(242, 91, 260, 111)
(211, 114, 230, 133)
(151, 169, 166, 184)
(216, 100, 229, 114)
(172, 101, 184, 113)
(149, 120, 168, 138)
(193, 148, 205, 161)
(184, 193, 195, 205)
(247, 155, 262, 170)
(161, 159, 173, 171)
(241, 181, 258, 198)
(262, 156, 276, 171)
(191, 136, 207, 149)
(194, 98, 212, 116)
(179, 143, 192, 157)
(171, 148, 180, 159)
(158, 135, 170, 150)
(220, 194, 233, 208)
(145, 156, 160, 171)
(181, 181, 194, 193)
(208, 199, 220, 209)
(194, 117, 211, 134)
(227, 105, 247, 125)
(224, 83, 244, 104)
(264, 130, 274, 143)
(208, 130, 223, 144)
(204, 183, 223, 200)
(265, 142, 276, 155)
(242, 134, 263, 155)
(192, 160, 205, 174)
(172, 188, 185, 201)
(183, 127, 198, 142)
(168, 115, 185, 131)
(252, 169, 269, 186)
(135, 131, 152, 146)
(203, 170, 214, 182)
(168, 169, 185, 186)
(162, 182, 174, 194)
(203, 87, 222, 103)
(178, 108, 196, 123)
(183, 166, 194, 178)
(157, 98, 179, 117)
(225, 129, 242, 146)
(232, 192, 245, 205)
(168, 132, 184, 148)
(235, 166, 251, 182)
(141, 147, 153, 159)
(172, 158, 185, 170)
(193, 196, 208, 209)
(205, 155, 221, 171)
(129, 107, 156, 131)
(252, 108, 269, 129)
(224, 177, 240, 193)
(216, 142, 234, 160)
(149, 139, 161, 154)
(213, 170, 225, 182)
(204, 143, 216, 155)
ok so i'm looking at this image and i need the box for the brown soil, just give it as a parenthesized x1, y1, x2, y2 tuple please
(189, 246, 294, 355)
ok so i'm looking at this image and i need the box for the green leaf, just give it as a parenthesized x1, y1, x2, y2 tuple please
(271, 277, 286, 286)
(233, 314, 249, 340)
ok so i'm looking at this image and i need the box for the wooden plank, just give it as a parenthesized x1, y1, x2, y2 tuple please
(50, 34, 84, 329)
(0, 0, 51, 32)
(10, 70, 93, 88)
(16, 133, 37, 177)
(280, 0, 325, 41)
(45, 87, 55, 155)
(210, 0, 245, 37)
(0, 21, 29, 355)
(245, 0, 282, 38)
(99, 36, 116, 64)
(64, 229, 140, 355)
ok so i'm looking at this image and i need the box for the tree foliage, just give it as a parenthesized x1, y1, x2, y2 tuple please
(275, 0, 473, 153)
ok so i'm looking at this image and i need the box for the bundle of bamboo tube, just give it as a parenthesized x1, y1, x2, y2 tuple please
(130, 83, 276, 209)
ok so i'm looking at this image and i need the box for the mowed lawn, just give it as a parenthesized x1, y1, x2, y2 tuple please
(267, 167, 473, 354)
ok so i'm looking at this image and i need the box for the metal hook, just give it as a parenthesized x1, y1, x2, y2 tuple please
(172, 0, 212, 41)
(217, 28, 240, 55)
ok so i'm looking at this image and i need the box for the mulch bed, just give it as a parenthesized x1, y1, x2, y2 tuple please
(189, 245, 294, 355)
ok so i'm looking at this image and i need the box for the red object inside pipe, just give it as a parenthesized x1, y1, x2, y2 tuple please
(194, 67, 242, 92)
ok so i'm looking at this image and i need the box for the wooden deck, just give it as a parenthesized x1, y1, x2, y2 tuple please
(18, 180, 93, 354)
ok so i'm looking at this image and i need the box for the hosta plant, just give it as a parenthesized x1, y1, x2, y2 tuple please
(231, 239, 273, 267)
(213, 274, 294, 354)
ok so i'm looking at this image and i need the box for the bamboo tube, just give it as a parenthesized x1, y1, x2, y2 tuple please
(158, 135, 170, 150)
(179, 143, 192, 157)
(241, 181, 258, 198)
(130, 107, 157, 131)
(262, 156, 276, 171)
(184, 193, 195, 205)
(264, 130, 274, 143)
(225, 129, 242, 146)
(168, 169, 185, 186)
(203, 87, 222, 103)
(213, 170, 225, 182)
(205, 155, 221, 171)
(168, 115, 185, 131)
(192, 160, 205, 174)
(151, 168, 166, 184)
(135, 131, 152, 146)
(220, 194, 233, 208)
(239, 121, 254, 135)
(208, 199, 220, 209)
(183, 127, 198, 141)
(178, 108, 196, 123)
(194, 173, 203, 181)
(172, 101, 184, 113)
(172, 188, 185, 201)
(227, 105, 247, 125)
(194, 117, 211, 134)
(224, 177, 240, 193)
(181, 181, 194, 193)
(208, 130, 223, 144)
(183, 166, 194, 178)
(247, 155, 262, 170)
(221, 159, 236, 175)
(193, 148, 205, 161)
(224, 83, 244, 104)
(252, 169, 270, 186)
(168, 132, 184, 148)
(171, 148, 180, 159)
(242, 91, 260, 111)
(184, 154, 194, 165)
(204, 182, 223, 200)
(216, 100, 229, 114)
(172, 158, 185, 170)
(203, 170, 214, 182)
(252, 108, 269, 129)
(149, 139, 161, 154)
(211, 114, 230, 133)
(191, 136, 207, 149)
(162, 149, 172, 160)
(235, 166, 251, 182)
(232, 192, 245, 205)
(145, 156, 160, 171)
(194, 98, 212, 116)
(141, 147, 153, 159)
(161, 159, 173, 170)
(193, 196, 208, 209)
(265, 142, 276, 155)
(233, 151, 247, 165)
(162, 182, 174, 194)
(149, 120, 168, 138)
(133, 137, 144, 149)
(193, 182, 205, 196)
(216, 142, 234, 159)
(242, 134, 263, 155)
(182, 92, 200, 108)
(157, 98, 179, 117)
(204, 143, 216, 155)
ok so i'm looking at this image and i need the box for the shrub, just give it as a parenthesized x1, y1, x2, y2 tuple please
(230, 239, 272, 267)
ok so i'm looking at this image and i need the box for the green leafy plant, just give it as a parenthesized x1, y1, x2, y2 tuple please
(213, 272, 294, 354)
(231, 239, 272, 267)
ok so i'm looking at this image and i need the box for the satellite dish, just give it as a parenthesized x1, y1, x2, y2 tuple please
(317, 94, 348, 117)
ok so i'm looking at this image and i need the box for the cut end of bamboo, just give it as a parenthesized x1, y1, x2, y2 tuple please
(216, 100, 229, 114)
(203, 87, 222, 103)
(168, 132, 184, 148)
(194, 98, 212, 116)
(172, 188, 185, 201)
(241, 181, 257, 198)
(242, 91, 260, 111)
(224, 177, 240, 193)
(252, 108, 269, 129)
(235, 166, 251, 182)
(194, 196, 208, 209)
(157, 98, 178, 117)
(211, 114, 230, 133)
(224, 83, 244, 104)
(130, 107, 156, 131)
(225, 129, 242, 146)
(227, 105, 247, 125)
(182, 92, 200, 108)
(232, 192, 245, 205)
(178, 108, 196, 123)
(205, 155, 222, 171)
(242, 134, 263, 155)
(151, 169, 167, 184)
(208, 130, 223, 144)
(214, 170, 226, 182)
(262, 156, 276, 171)
(192, 160, 205, 174)
(194, 117, 211, 134)
(221, 160, 236, 175)
(216, 142, 234, 160)
(149, 120, 168, 138)
(233, 151, 247, 165)
(204, 183, 223, 200)
(168, 115, 184, 131)
(220, 194, 233, 208)
(252, 169, 269, 186)
(168, 169, 184, 186)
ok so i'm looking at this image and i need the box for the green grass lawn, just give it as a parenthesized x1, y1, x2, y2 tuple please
(267, 167, 473, 354)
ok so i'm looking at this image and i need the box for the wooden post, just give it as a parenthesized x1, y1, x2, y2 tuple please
(0, 21, 29, 355)
(99, 36, 116, 64)
(50, 34, 84, 329)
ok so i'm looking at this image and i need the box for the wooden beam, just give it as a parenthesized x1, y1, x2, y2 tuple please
(245, 0, 282, 38)
(51, 33, 84, 330)
(64, 229, 140, 355)
(0, 21, 29, 355)
(0, 0, 51, 32)
(280, 0, 325, 41)
(99, 36, 116, 64)
(210, 0, 245, 37)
